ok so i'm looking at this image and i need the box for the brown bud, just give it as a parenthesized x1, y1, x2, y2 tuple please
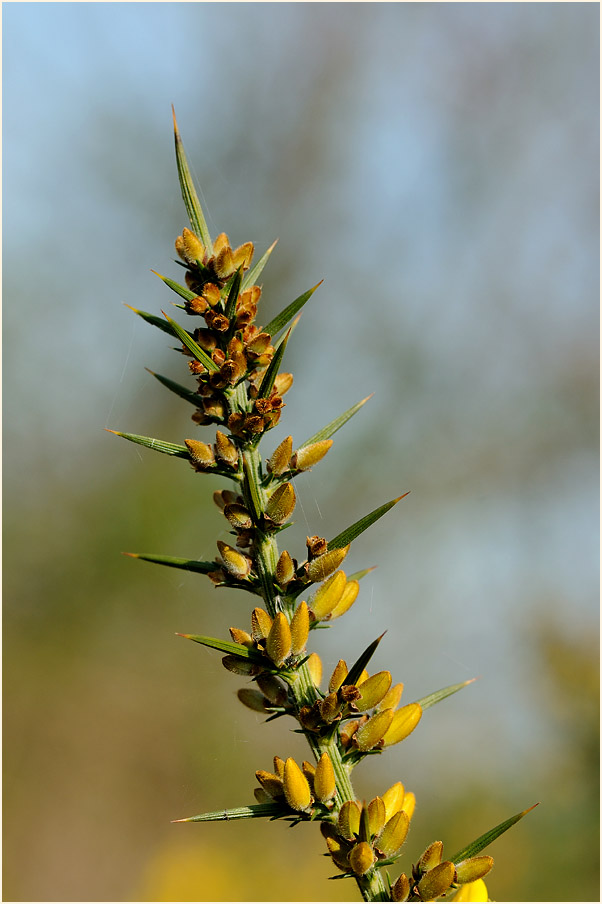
(204, 309, 230, 332)
(202, 283, 221, 306)
(176, 227, 205, 265)
(340, 718, 363, 747)
(265, 482, 296, 524)
(187, 295, 209, 314)
(255, 769, 284, 799)
(320, 691, 342, 723)
(246, 332, 272, 356)
(256, 674, 288, 706)
(237, 688, 270, 712)
(267, 435, 293, 476)
(184, 439, 215, 468)
(224, 503, 252, 531)
(391, 873, 410, 902)
(221, 655, 262, 676)
(306, 535, 328, 559)
(203, 397, 226, 420)
(298, 702, 322, 732)
(274, 372, 293, 396)
(214, 431, 239, 467)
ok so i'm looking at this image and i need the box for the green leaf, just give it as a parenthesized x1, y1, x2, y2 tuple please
(107, 430, 189, 457)
(173, 802, 284, 823)
(302, 395, 372, 447)
(262, 282, 322, 338)
(172, 106, 212, 255)
(177, 633, 266, 663)
(257, 328, 291, 399)
(347, 566, 376, 582)
(414, 678, 476, 712)
(345, 633, 386, 687)
(123, 553, 216, 574)
(162, 311, 219, 372)
(242, 239, 277, 291)
(448, 804, 539, 864)
(126, 305, 193, 339)
(146, 369, 202, 407)
(225, 266, 244, 321)
(328, 493, 409, 551)
(152, 270, 197, 302)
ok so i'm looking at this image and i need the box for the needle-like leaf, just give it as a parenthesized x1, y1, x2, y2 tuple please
(152, 270, 197, 302)
(172, 106, 212, 254)
(345, 633, 386, 687)
(162, 311, 219, 372)
(106, 430, 189, 457)
(172, 802, 284, 823)
(414, 678, 477, 711)
(262, 282, 322, 338)
(328, 494, 409, 551)
(123, 553, 217, 574)
(302, 395, 373, 447)
(145, 369, 202, 407)
(126, 304, 193, 339)
(177, 633, 266, 662)
(257, 328, 291, 399)
(242, 239, 277, 291)
(448, 804, 540, 864)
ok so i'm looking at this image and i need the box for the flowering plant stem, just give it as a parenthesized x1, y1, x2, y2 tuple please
(114, 111, 537, 903)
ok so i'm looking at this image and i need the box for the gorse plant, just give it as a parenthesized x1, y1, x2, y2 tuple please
(112, 111, 536, 903)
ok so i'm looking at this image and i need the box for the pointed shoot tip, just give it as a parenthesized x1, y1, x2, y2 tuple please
(171, 816, 192, 823)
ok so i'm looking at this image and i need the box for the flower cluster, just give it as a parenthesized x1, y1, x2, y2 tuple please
(115, 112, 535, 903)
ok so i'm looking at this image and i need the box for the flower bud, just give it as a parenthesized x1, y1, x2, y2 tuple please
(451, 879, 489, 902)
(306, 545, 350, 582)
(274, 372, 293, 396)
(367, 797, 386, 838)
(254, 787, 271, 804)
(301, 760, 316, 786)
(375, 810, 410, 858)
(306, 652, 322, 687)
(381, 782, 405, 822)
(272, 756, 286, 778)
(313, 752, 336, 803)
(376, 682, 404, 712)
(176, 227, 205, 265)
(283, 757, 312, 811)
(320, 691, 342, 723)
(338, 799, 361, 840)
(309, 570, 347, 619)
(355, 671, 392, 711)
(419, 841, 443, 872)
(291, 440, 333, 471)
(266, 482, 296, 524)
(255, 769, 284, 798)
(237, 688, 270, 712)
(256, 674, 288, 706)
(216, 541, 251, 578)
(185, 439, 215, 468)
(328, 659, 348, 693)
(221, 655, 262, 676)
(454, 857, 494, 884)
(251, 607, 273, 642)
(224, 503, 253, 530)
(290, 601, 309, 655)
(267, 435, 293, 476)
(329, 579, 360, 619)
(417, 862, 456, 900)
(354, 708, 395, 751)
(214, 431, 239, 466)
(391, 873, 410, 902)
(382, 703, 422, 747)
(228, 627, 253, 646)
(275, 550, 296, 586)
(266, 612, 292, 666)
(349, 841, 374, 876)
(325, 836, 351, 872)
(401, 791, 416, 821)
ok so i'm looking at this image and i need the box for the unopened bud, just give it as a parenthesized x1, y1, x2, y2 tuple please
(328, 659, 348, 693)
(301, 760, 316, 786)
(367, 797, 386, 838)
(419, 841, 443, 872)
(306, 652, 323, 687)
(376, 682, 404, 712)
(450, 878, 489, 901)
(266, 612, 292, 666)
(329, 579, 360, 619)
(283, 757, 312, 811)
(265, 482, 296, 524)
(309, 570, 347, 619)
(338, 799, 361, 840)
(417, 862, 456, 901)
(382, 703, 422, 746)
(255, 769, 284, 799)
(224, 503, 253, 530)
(275, 550, 295, 586)
(217, 541, 251, 578)
(251, 607, 273, 642)
(313, 752, 336, 803)
(320, 691, 342, 723)
(214, 431, 239, 466)
(375, 810, 410, 858)
(221, 655, 262, 676)
(306, 545, 350, 582)
(355, 671, 392, 711)
(290, 601, 309, 655)
(381, 782, 405, 822)
(237, 688, 270, 712)
(256, 674, 288, 706)
(267, 435, 293, 476)
(354, 708, 394, 751)
(176, 227, 205, 265)
(325, 836, 351, 872)
(401, 791, 416, 821)
(454, 856, 494, 884)
(391, 873, 410, 902)
(274, 372, 293, 396)
(185, 439, 215, 468)
(291, 440, 333, 471)
(228, 627, 253, 646)
(349, 841, 374, 877)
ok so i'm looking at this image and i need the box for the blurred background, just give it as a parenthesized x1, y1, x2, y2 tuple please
(3, 3, 599, 901)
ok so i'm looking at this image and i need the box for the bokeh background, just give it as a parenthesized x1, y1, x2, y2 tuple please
(3, 3, 599, 902)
